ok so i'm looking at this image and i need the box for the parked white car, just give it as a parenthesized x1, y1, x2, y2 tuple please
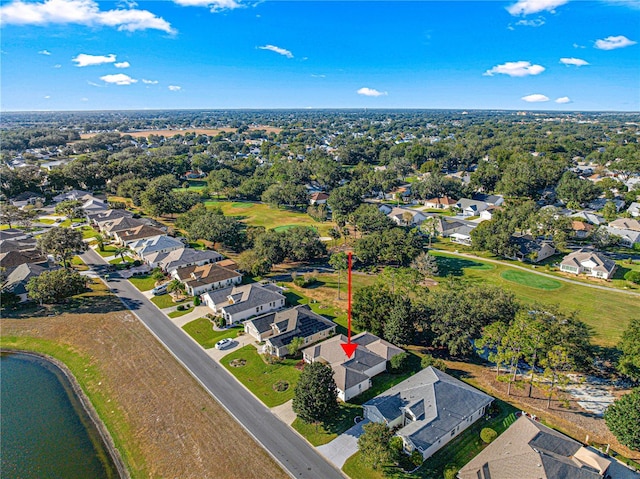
(215, 338, 234, 350)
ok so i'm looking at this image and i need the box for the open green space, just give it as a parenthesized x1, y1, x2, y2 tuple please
(150, 294, 181, 309)
(204, 200, 336, 236)
(342, 400, 518, 479)
(431, 252, 638, 346)
(182, 318, 242, 349)
(222, 345, 301, 407)
(172, 180, 207, 192)
(128, 275, 158, 292)
(292, 403, 362, 446)
(80, 226, 98, 239)
(96, 245, 118, 257)
(168, 307, 194, 318)
(108, 256, 134, 265)
(500, 270, 562, 290)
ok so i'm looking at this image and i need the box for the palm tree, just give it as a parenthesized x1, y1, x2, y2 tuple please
(114, 246, 129, 263)
(95, 234, 105, 252)
(166, 279, 185, 296)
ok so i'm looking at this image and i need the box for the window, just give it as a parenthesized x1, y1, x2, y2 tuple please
(451, 430, 455, 437)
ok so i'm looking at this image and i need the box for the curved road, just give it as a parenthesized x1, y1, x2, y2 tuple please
(431, 248, 640, 297)
(80, 249, 345, 479)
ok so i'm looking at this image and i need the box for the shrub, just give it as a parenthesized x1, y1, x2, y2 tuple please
(216, 317, 226, 328)
(293, 274, 318, 288)
(421, 354, 447, 372)
(444, 465, 458, 479)
(480, 427, 498, 444)
(389, 352, 410, 374)
(390, 436, 404, 457)
(176, 305, 185, 311)
(151, 269, 165, 281)
(410, 450, 423, 467)
(193, 296, 201, 306)
(624, 270, 640, 284)
(133, 260, 141, 267)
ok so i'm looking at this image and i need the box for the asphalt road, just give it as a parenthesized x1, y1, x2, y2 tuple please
(80, 249, 346, 479)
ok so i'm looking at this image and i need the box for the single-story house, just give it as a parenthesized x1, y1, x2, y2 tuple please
(571, 220, 594, 239)
(0, 250, 49, 276)
(471, 193, 504, 207)
(0, 228, 31, 242)
(384, 185, 412, 202)
(363, 367, 493, 460)
(479, 206, 498, 221)
(114, 225, 166, 245)
(99, 216, 146, 237)
(172, 263, 242, 296)
(216, 258, 239, 271)
(11, 191, 44, 209)
(302, 332, 404, 401)
(144, 247, 223, 272)
(0, 238, 38, 253)
(202, 283, 286, 325)
(386, 207, 427, 226)
(509, 234, 556, 263)
(128, 235, 184, 262)
(245, 305, 337, 358)
(457, 415, 614, 479)
(588, 197, 626, 212)
(436, 217, 477, 245)
(309, 192, 329, 205)
(559, 249, 617, 280)
(609, 218, 640, 232)
(82, 197, 109, 213)
(88, 208, 133, 226)
(569, 211, 606, 226)
(454, 198, 490, 217)
(53, 189, 93, 203)
(423, 197, 457, 209)
(1, 263, 58, 302)
(602, 225, 640, 248)
(627, 202, 640, 217)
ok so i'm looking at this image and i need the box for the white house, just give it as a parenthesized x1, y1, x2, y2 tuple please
(302, 332, 404, 401)
(627, 202, 640, 217)
(172, 263, 242, 296)
(363, 367, 493, 460)
(559, 249, 617, 280)
(386, 207, 427, 226)
(455, 198, 490, 217)
(128, 235, 184, 262)
(423, 197, 457, 209)
(202, 283, 286, 325)
(144, 247, 223, 272)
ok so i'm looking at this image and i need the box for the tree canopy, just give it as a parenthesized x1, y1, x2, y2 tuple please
(292, 362, 339, 425)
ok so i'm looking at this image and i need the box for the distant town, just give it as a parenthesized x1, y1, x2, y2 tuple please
(1, 109, 639, 479)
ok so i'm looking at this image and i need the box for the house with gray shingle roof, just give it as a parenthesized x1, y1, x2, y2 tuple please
(144, 247, 223, 273)
(1, 263, 58, 302)
(245, 305, 336, 358)
(303, 332, 404, 400)
(128, 235, 184, 261)
(560, 249, 617, 280)
(627, 202, 640, 218)
(457, 415, 620, 479)
(363, 367, 493, 460)
(172, 262, 242, 296)
(202, 283, 286, 325)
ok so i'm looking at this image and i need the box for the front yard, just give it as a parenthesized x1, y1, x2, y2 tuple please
(292, 403, 362, 446)
(128, 274, 158, 292)
(150, 293, 183, 309)
(182, 317, 242, 349)
(222, 345, 301, 407)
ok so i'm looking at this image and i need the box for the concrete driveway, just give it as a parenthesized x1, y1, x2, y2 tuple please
(317, 418, 369, 469)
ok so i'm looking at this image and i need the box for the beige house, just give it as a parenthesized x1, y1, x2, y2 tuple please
(559, 249, 617, 280)
(458, 415, 616, 479)
(114, 225, 166, 245)
(303, 332, 404, 401)
(202, 283, 286, 325)
(172, 263, 242, 296)
(423, 196, 457, 209)
(244, 305, 336, 358)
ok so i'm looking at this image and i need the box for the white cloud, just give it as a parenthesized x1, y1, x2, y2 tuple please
(168, 85, 181, 91)
(81, 97, 88, 101)
(100, 73, 137, 85)
(595, 35, 637, 50)
(573, 43, 586, 49)
(258, 44, 293, 58)
(0, 0, 174, 34)
(560, 57, 589, 66)
(44, 95, 50, 99)
(555, 96, 571, 103)
(515, 17, 545, 27)
(484, 61, 545, 77)
(38, 49, 51, 55)
(172, 0, 241, 10)
(357, 87, 387, 97)
(507, 0, 568, 15)
(142, 79, 158, 84)
(53, 63, 61, 68)
(72, 53, 116, 67)
(311, 74, 326, 78)
(114, 61, 130, 68)
(521, 93, 550, 102)
(87, 80, 102, 87)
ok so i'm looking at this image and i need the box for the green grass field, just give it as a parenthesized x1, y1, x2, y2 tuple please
(96, 245, 118, 257)
(204, 200, 336, 236)
(222, 345, 301, 407)
(172, 180, 207, 192)
(150, 294, 180, 309)
(128, 275, 158, 292)
(432, 252, 638, 346)
(292, 403, 362, 446)
(182, 318, 242, 349)
(500, 270, 562, 290)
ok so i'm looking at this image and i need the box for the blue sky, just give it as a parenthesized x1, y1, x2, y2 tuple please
(1, 0, 638, 111)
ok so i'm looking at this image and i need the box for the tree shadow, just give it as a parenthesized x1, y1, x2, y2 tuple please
(435, 256, 489, 277)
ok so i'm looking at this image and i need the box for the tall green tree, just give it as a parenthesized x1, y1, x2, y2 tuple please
(26, 268, 87, 304)
(328, 252, 348, 300)
(357, 422, 396, 470)
(604, 389, 640, 451)
(410, 251, 439, 278)
(54, 199, 84, 219)
(37, 227, 87, 268)
(292, 362, 339, 425)
(618, 318, 640, 382)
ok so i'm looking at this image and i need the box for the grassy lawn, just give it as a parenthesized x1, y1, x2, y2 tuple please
(108, 256, 134, 265)
(203, 200, 336, 237)
(150, 294, 181, 309)
(96, 245, 117, 257)
(168, 307, 194, 318)
(500, 270, 562, 290)
(37, 218, 55, 225)
(128, 275, 158, 292)
(81, 226, 99, 239)
(173, 180, 207, 192)
(222, 345, 301, 407)
(182, 318, 242, 349)
(342, 400, 519, 479)
(292, 403, 362, 446)
(431, 252, 638, 346)
(70, 255, 89, 271)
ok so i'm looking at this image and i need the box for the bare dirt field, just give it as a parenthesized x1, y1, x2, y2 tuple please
(1, 298, 287, 479)
(442, 358, 640, 462)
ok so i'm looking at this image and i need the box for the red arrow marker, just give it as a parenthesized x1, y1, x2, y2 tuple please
(341, 251, 358, 359)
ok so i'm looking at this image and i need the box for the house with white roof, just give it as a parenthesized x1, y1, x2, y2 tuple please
(627, 202, 640, 217)
(385, 207, 427, 226)
(363, 367, 493, 460)
(144, 247, 223, 272)
(302, 332, 404, 401)
(202, 283, 286, 325)
(128, 235, 185, 262)
(559, 249, 617, 280)
(454, 198, 490, 217)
